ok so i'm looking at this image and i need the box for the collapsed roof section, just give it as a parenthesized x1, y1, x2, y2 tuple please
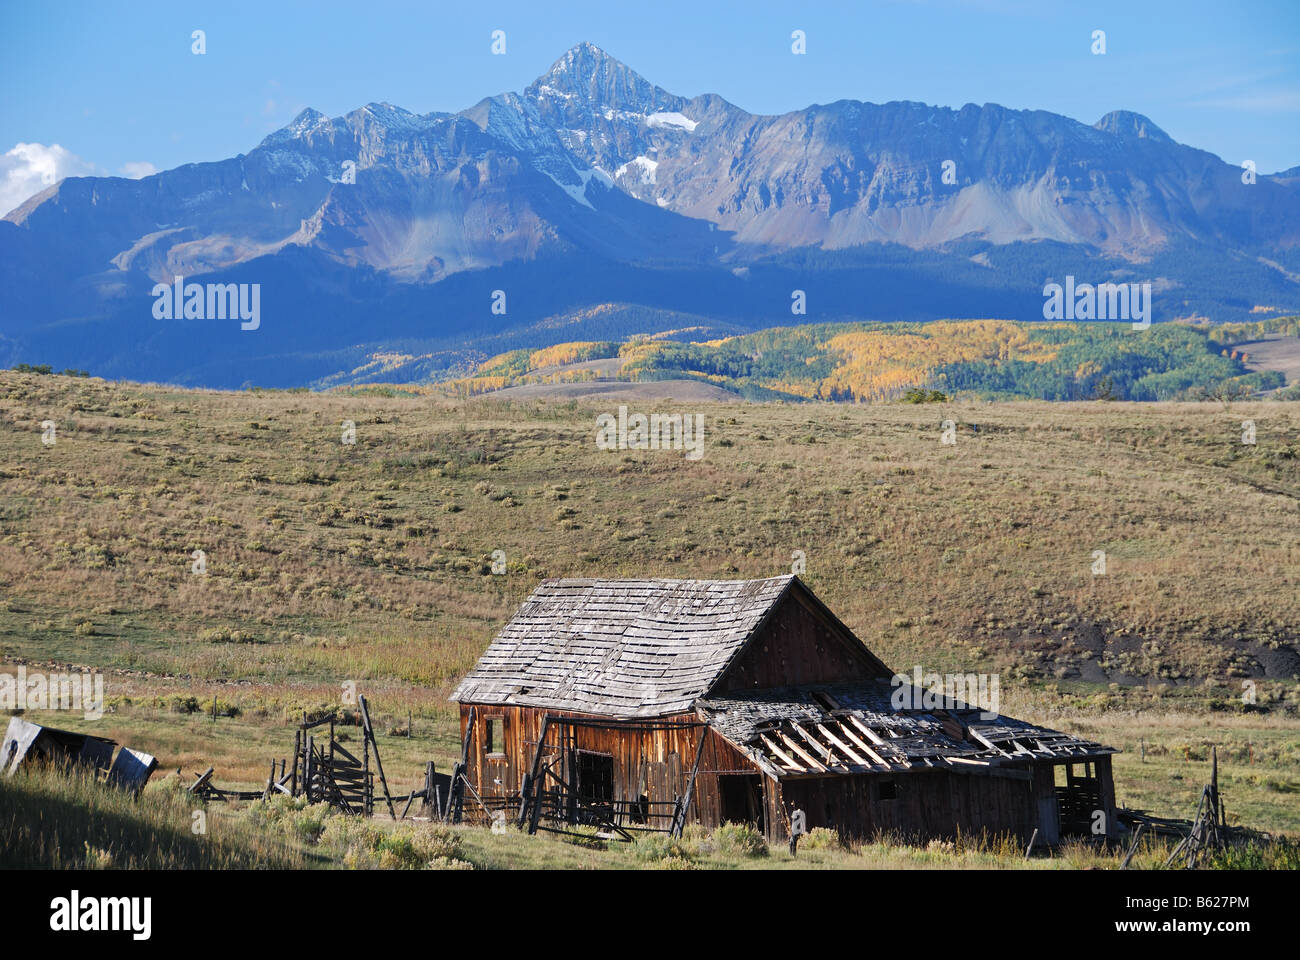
(698, 681, 1115, 781)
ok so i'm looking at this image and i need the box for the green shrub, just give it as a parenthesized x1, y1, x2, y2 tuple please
(246, 794, 309, 829)
(711, 822, 769, 858)
(902, 388, 948, 403)
(428, 855, 475, 870)
(292, 810, 326, 844)
(654, 854, 696, 870)
(1205, 837, 1300, 870)
(800, 827, 844, 851)
(375, 833, 426, 869)
(370, 825, 468, 869)
(634, 832, 696, 862)
(199, 626, 258, 644)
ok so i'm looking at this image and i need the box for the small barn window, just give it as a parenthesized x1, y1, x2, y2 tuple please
(484, 717, 504, 756)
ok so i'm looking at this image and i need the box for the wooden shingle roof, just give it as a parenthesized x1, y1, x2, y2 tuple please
(451, 576, 796, 717)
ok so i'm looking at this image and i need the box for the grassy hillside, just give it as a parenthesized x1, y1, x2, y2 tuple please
(1, 369, 1298, 861)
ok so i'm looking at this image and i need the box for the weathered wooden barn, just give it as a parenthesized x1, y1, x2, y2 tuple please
(450, 576, 1117, 844)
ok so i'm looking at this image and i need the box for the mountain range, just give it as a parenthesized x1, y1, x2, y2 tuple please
(2, 41, 1298, 388)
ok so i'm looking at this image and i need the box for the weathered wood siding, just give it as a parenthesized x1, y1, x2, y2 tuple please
(1033, 763, 1061, 844)
(460, 704, 763, 830)
(714, 588, 890, 692)
(460, 703, 1116, 844)
(771, 769, 1041, 843)
(768, 760, 1116, 844)
(1095, 755, 1118, 838)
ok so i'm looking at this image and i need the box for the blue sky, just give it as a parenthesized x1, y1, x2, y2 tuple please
(1, 0, 1298, 212)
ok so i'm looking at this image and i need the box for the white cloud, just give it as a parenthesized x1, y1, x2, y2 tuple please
(0, 142, 96, 218)
(120, 161, 159, 179)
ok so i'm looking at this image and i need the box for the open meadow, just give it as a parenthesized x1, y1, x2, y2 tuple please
(1, 370, 1298, 867)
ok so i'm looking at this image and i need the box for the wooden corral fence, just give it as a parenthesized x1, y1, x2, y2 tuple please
(187, 695, 456, 821)
(295, 710, 375, 815)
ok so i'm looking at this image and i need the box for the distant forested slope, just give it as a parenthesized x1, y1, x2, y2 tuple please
(428, 317, 1300, 402)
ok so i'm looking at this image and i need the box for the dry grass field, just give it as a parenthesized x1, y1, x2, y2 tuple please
(1241, 335, 1300, 388)
(1, 369, 1298, 866)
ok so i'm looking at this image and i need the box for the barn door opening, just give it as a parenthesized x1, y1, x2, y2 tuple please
(719, 774, 764, 833)
(574, 750, 615, 822)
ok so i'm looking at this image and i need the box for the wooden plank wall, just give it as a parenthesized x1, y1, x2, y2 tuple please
(1033, 763, 1061, 844)
(713, 589, 888, 692)
(460, 704, 762, 830)
(770, 769, 1042, 844)
(1096, 755, 1118, 837)
(459, 704, 1119, 844)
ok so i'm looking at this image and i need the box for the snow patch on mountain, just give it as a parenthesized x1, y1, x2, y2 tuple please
(616, 155, 658, 184)
(545, 165, 614, 209)
(534, 84, 575, 100)
(645, 111, 697, 132)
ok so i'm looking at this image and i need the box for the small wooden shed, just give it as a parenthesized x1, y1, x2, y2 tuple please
(451, 576, 1116, 844)
(2, 716, 115, 774)
(2, 716, 159, 793)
